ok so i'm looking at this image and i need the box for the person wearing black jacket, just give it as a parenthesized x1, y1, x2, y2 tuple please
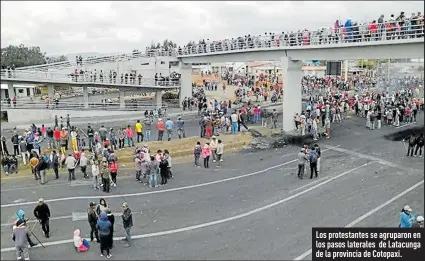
(52, 150, 59, 179)
(11, 133, 19, 156)
(414, 133, 424, 157)
(87, 126, 94, 151)
(405, 132, 417, 157)
(87, 202, 100, 242)
(106, 209, 115, 249)
(33, 198, 51, 238)
(159, 157, 169, 185)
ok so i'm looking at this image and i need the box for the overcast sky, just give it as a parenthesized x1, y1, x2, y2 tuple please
(1, 1, 423, 56)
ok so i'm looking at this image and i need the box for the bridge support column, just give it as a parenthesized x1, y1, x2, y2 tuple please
(48, 84, 55, 99)
(82, 86, 89, 109)
(281, 57, 303, 132)
(156, 91, 163, 109)
(179, 63, 192, 108)
(119, 89, 125, 109)
(7, 83, 15, 99)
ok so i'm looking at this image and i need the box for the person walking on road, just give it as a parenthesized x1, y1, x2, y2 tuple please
(297, 148, 308, 179)
(142, 117, 153, 142)
(33, 198, 51, 238)
(308, 147, 318, 179)
(314, 144, 322, 173)
(121, 202, 133, 248)
(65, 152, 77, 181)
(157, 119, 165, 141)
(12, 218, 31, 261)
(176, 116, 186, 139)
(88, 202, 100, 242)
(135, 120, 144, 143)
(100, 158, 110, 193)
(165, 118, 174, 141)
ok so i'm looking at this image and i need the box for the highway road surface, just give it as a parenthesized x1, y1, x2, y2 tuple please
(0, 115, 423, 260)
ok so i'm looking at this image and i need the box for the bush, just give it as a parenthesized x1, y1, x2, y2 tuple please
(163, 91, 178, 100)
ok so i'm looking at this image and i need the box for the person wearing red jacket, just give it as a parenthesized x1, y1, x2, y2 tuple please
(53, 127, 61, 149)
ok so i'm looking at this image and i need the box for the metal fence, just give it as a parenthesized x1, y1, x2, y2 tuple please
(177, 24, 424, 56)
(0, 100, 174, 111)
(1, 70, 181, 87)
(14, 49, 178, 72)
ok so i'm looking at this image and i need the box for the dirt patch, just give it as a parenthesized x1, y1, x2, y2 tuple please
(1, 133, 253, 177)
(115, 133, 253, 162)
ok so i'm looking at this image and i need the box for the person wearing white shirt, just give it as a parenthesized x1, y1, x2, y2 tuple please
(216, 139, 224, 166)
(80, 152, 88, 179)
(70, 130, 78, 152)
(230, 112, 238, 134)
(91, 161, 100, 190)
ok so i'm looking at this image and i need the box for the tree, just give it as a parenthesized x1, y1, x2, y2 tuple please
(357, 59, 377, 69)
(46, 55, 68, 63)
(1, 44, 48, 68)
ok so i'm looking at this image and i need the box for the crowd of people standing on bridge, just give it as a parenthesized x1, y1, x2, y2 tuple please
(176, 11, 423, 55)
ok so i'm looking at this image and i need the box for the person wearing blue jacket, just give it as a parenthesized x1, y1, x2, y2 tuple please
(96, 212, 112, 258)
(345, 18, 353, 42)
(399, 205, 415, 228)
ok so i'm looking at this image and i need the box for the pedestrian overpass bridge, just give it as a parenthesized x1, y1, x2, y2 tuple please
(3, 26, 424, 131)
(177, 33, 424, 132)
(1, 70, 181, 110)
(176, 38, 424, 63)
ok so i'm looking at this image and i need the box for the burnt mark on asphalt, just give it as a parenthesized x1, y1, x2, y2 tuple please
(383, 125, 425, 142)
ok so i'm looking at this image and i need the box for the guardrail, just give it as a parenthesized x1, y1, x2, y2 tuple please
(177, 24, 424, 56)
(0, 100, 174, 110)
(0, 71, 181, 87)
(14, 49, 178, 72)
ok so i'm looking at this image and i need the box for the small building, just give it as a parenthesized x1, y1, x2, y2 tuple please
(1, 83, 36, 99)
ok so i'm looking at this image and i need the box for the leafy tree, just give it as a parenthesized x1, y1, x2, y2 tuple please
(1, 44, 48, 68)
(357, 59, 377, 69)
(46, 55, 68, 63)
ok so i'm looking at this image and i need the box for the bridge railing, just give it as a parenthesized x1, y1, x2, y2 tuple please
(14, 49, 178, 72)
(1, 70, 181, 87)
(177, 24, 424, 56)
(0, 100, 172, 110)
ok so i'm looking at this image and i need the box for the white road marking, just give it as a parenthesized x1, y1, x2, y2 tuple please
(0, 161, 371, 253)
(12, 199, 25, 203)
(1, 215, 73, 227)
(395, 123, 416, 129)
(0, 146, 341, 208)
(324, 145, 413, 170)
(293, 179, 424, 260)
